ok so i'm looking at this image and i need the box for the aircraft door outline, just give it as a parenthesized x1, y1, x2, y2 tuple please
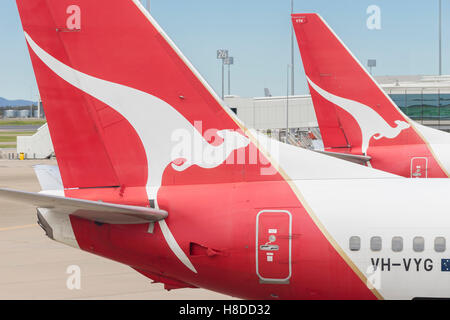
(256, 210, 292, 284)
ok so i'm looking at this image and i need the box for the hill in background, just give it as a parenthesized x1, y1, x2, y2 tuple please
(0, 97, 36, 107)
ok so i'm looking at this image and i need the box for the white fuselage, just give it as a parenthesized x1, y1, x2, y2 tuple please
(257, 131, 450, 299)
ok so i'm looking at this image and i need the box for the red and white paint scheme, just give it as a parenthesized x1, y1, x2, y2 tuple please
(293, 13, 450, 178)
(8, 1, 450, 299)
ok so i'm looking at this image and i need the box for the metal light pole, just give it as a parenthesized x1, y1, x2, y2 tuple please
(291, 0, 295, 96)
(286, 64, 291, 143)
(141, 0, 150, 11)
(217, 49, 229, 100)
(37, 97, 41, 119)
(439, 0, 442, 75)
(228, 64, 231, 95)
(222, 60, 224, 99)
(224, 57, 234, 95)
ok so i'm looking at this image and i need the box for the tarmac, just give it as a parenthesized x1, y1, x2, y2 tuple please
(0, 125, 42, 131)
(0, 160, 234, 300)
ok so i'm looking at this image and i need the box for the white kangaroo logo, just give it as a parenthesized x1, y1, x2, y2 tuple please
(307, 77, 410, 154)
(24, 32, 249, 188)
(25, 32, 250, 274)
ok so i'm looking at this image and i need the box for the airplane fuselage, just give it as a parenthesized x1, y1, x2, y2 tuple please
(40, 177, 450, 300)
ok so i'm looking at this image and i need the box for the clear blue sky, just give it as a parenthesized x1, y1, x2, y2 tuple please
(0, 0, 447, 100)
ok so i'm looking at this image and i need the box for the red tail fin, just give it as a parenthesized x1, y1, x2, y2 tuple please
(292, 13, 415, 155)
(16, 0, 244, 189)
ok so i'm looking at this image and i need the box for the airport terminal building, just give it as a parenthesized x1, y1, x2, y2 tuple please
(380, 75, 450, 130)
(224, 75, 450, 146)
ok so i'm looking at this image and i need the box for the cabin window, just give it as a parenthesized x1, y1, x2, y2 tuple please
(435, 237, 446, 252)
(349, 236, 360, 251)
(413, 237, 424, 252)
(370, 236, 382, 251)
(392, 236, 403, 252)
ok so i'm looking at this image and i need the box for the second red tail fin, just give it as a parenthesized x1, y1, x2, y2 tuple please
(292, 13, 416, 155)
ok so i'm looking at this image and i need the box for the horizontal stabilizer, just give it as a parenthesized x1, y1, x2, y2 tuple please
(0, 188, 167, 224)
(33, 165, 63, 191)
(314, 150, 371, 165)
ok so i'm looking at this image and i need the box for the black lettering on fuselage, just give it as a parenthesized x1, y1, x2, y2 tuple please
(403, 258, 411, 271)
(414, 258, 422, 271)
(371, 258, 380, 270)
(424, 259, 433, 271)
(381, 258, 390, 271)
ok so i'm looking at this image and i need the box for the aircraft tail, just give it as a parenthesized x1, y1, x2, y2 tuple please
(292, 14, 412, 155)
(16, 0, 246, 190)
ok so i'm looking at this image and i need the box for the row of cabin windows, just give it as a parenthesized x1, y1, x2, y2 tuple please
(349, 236, 446, 252)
